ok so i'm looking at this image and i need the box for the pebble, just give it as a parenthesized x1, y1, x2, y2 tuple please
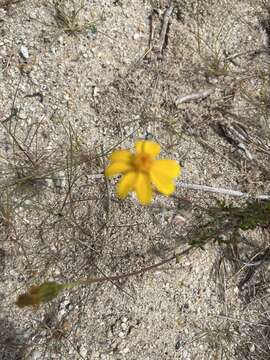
(173, 214, 187, 226)
(234, 286, 239, 295)
(121, 322, 128, 331)
(19, 45, 29, 60)
(121, 347, 129, 354)
(175, 339, 181, 351)
(29, 350, 42, 360)
(58, 36, 64, 44)
(92, 86, 99, 97)
(50, 47, 57, 54)
(99, 354, 107, 360)
(133, 33, 140, 40)
(80, 345, 88, 357)
(0, 46, 7, 57)
(24, 199, 32, 207)
(59, 299, 72, 317)
(118, 331, 125, 338)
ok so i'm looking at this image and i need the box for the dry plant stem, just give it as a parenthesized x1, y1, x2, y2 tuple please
(175, 89, 213, 105)
(178, 181, 270, 200)
(214, 315, 270, 328)
(158, 2, 174, 56)
(79, 246, 193, 287)
(80, 177, 270, 200)
(148, 10, 155, 49)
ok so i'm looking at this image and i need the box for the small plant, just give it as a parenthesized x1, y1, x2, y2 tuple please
(189, 318, 238, 360)
(15, 162, 270, 309)
(183, 0, 236, 79)
(187, 200, 270, 249)
(50, 0, 96, 35)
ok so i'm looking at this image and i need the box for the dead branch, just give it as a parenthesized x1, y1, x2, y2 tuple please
(158, 2, 174, 57)
(175, 89, 213, 106)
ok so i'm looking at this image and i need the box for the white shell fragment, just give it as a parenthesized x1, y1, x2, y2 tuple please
(19, 45, 29, 60)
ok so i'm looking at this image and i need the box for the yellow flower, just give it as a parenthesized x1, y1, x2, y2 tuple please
(105, 140, 181, 205)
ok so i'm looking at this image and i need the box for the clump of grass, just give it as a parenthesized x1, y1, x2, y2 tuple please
(180, 0, 237, 79)
(189, 318, 239, 360)
(235, 315, 270, 360)
(49, 0, 96, 35)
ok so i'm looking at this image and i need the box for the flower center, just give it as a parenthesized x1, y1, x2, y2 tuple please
(133, 153, 153, 172)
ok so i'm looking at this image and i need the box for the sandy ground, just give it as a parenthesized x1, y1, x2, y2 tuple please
(0, 0, 270, 359)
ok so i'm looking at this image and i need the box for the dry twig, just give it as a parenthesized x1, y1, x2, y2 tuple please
(175, 89, 213, 106)
(178, 181, 270, 200)
(157, 2, 174, 57)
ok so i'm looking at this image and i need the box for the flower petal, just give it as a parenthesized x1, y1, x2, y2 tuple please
(151, 159, 181, 179)
(150, 167, 176, 195)
(135, 140, 160, 157)
(110, 150, 133, 163)
(105, 162, 133, 177)
(135, 173, 152, 205)
(117, 172, 137, 198)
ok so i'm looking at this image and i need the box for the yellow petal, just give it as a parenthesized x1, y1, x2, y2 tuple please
(135, 140, 160, 157)
(135, 173, 152, 205)
(151, 159, 181, 179)
(117, 172, 137, 198)
(150, 168, 176, 195)
(110, 150, 133, 163)
(105, 162, 133, 177)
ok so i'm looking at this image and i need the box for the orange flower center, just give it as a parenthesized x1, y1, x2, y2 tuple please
(133, 153, 153, 172)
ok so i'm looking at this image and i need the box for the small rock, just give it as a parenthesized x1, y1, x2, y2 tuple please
(0, 46, 7, 57)
(175, 339, 181, 351)
(59, 299, 72, 317)
(0, 9, 6, 18)
(29, 349, 42, 360)
(92, 86, 99, 97)
(99, 354, 107, 360)
(19, 45, 29, 60)
(234, 286, 239, 295)
(58, 36, 64, 44)
(24, 199, 32, 207)
(173, 214, 187, 226)
(80, 345, 88, 357)
(133, 33, 140, 40)
(121, 322, 128, 331)
(118, 331, 125, 338)
(54, 268, 61, 276)
(121, 347, 129, 354)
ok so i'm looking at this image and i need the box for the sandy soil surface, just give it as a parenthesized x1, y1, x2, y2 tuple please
(0, 0, 270, 359)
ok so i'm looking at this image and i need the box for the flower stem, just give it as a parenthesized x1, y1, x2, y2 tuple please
(79, 246, 193, 286)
